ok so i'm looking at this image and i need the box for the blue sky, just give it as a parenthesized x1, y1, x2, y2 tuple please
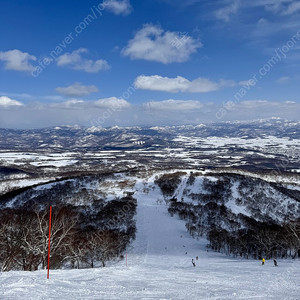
(0, 0, 300, 128)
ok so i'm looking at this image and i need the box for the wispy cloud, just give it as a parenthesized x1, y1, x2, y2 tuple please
(262, 0, 300, 15)
(48, 97, 130, 110)
(215, 0, 300, 23)
(0, 49, 36, 72)
(56, 83, 99, 97)
(122, 24, 202, 63)
(144, 99, 203, 111)
(1, 99, 299, 128)
(239, 79, 256, 86)
(276, 76, 291, 84)
(0, 92, 33, 99)
(57, 48, 110, 72)
(215, 0, 240, 22)
(104, 0, 132, 16)
(50, 99, 85, 109)
(134, 75, 236, 93)
(281, 1, 300, 15)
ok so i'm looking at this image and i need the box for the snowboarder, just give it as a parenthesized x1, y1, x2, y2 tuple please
(273, 259, 278, 266)
(262, 258, 265, 265)
(196, 256, 198, 260)
(192, 259, 196, 267)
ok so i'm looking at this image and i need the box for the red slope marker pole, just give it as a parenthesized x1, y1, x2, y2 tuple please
(47, 206, 52, 279)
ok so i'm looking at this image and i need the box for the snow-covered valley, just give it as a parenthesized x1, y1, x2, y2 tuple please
(0, 173, 299, 300)
(0, 121, 300, 299)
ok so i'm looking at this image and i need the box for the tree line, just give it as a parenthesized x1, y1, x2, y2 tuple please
(207, 220, 300, 259)
(168, 198, 300, 259)
(0, 198, 137, 271)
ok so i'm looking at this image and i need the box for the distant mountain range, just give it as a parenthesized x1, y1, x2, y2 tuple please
(1, 118, 300, 152)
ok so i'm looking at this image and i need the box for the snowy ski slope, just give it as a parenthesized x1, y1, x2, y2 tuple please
(0, 174, 299, 299)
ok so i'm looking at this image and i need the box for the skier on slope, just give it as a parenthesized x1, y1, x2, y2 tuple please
(262, 258, 265, 265)
(273, 259, 278, 266)
(192, 259, 196, 267)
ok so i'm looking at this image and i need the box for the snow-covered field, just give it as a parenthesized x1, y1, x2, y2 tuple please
(1, 130, 300, 174)
(0, 152, 79, 167)
(0, 178, 57, 194)
(0, 174, 299, 300)
(173, 135, 300, 151)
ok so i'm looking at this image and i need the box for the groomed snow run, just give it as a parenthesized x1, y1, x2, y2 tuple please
(0, 174, 299, 299)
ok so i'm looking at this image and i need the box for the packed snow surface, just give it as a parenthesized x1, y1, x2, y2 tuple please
(0, 174, 299, 299)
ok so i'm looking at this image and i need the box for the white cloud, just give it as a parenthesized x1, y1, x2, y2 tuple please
(42, 95, 65, 101)
(215, 0, 240, 22)
(276, 76, 291, 84)
(220, 99, 300, 122)
(50, 97, 131, 110)
(134, 75, 235, 93)
(144, 99, 203, 111)
(94, 97, 130, 109)
(281, 1, 300, 15)
(0, 92, 33, 99)
(238, 100, 269, 108)
(104, 0, 132, 15)
(51, 99, 85, 109)
(57, 48, 110, 72)
(122, 24, 202, 64)
(239, 79, 258, 87)
(0, 96, 24, 108)
(245, 0, 300, 16)
(56, 83, 99, 97)
(215, 0, 300, 23)
(265, 2, 285, 14)
(1, 99, 300, 128)
(0, 49, 36, 72)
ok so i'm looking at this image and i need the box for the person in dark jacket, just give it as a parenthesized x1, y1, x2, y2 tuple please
(273, 259, 278, 266)
(192, 259, 196, 267)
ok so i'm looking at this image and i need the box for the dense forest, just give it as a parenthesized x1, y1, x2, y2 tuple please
(155, 172, 300, 259)
(0, 175, 137, 271)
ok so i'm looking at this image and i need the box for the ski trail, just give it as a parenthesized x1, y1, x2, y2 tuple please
(173, 174, 188, 201)
(126, 178, 149, 266)
(129, 173, 209, 269)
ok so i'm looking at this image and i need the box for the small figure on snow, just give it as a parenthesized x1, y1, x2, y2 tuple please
(185, 251, 187, 255)
(273, 259, 278, 266)
(262, 258, 265, 265)
(196, 256, 198, 260)
(192, 259, 196, 267)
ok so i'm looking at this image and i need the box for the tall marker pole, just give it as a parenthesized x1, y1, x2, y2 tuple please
(47, 206, 52, 279)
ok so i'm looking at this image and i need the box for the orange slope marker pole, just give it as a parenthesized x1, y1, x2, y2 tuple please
(47, 206, 52, 279)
